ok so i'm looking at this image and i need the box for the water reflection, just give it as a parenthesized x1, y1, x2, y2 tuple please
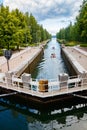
(0, 98, 87, 130)
(27, 103, 87, 130)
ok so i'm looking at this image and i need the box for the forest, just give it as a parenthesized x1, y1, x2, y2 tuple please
(56, 0, 87, 46)
(0, 6, 51, 53)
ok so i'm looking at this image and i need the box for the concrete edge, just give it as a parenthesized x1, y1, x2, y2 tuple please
(12, 48, 43, 76)
(63, 48, 87, 75)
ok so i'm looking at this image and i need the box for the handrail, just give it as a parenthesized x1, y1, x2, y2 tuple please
(1, 74, 87, 97)
(4, 75, 82, 85)
(68, 75, 79, 79)
(3, 75, 83, 84)
(0, 76, 87, 98)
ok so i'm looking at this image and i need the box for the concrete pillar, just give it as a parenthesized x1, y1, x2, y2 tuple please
(21, 73, 31, 89)
(5, 71, 13, 86)
(80, 71, 87, 87)
(59, 73, 68, 89)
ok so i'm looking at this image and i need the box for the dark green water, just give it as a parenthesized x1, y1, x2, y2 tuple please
(0, 38, 87, 130)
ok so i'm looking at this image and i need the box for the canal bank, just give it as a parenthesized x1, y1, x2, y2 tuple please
(0, 40, 49, 77)
(61, 45, 87, 78)
(13, 47, 44, 76)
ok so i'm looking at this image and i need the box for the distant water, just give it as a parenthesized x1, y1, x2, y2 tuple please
(0, 38, 87, 130)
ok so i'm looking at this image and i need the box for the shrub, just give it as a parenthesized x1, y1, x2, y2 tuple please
(80, 44, 87, 47)
(9, 46, 16, 51)
(65, 41, 78, 46)
(0, 50, 3, 56)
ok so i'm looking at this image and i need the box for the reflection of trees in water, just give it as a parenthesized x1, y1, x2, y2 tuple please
(0, 98, 87, 130)
(25, 103, 87, 130)
(37, 108, 86, 129)
(11, 110, 19, 118)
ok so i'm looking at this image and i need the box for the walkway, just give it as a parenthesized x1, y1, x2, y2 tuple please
(0, 47, 41, 73)
(64, 46, 87, 71)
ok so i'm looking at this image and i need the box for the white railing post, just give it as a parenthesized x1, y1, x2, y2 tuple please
(81, 78, 83, 91)
(31, 85, 33, 96)
(67, 81, 68, 93)
(52, 86, 53, 97)
(75, 82, 76, 87)
(36, 79, 39, 92)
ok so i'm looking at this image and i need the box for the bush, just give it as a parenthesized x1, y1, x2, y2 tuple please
(9, 46, 16, 51)
(0, 50, 3, 56)
(57, 39, 66, 44)
(21, 44, 28, 47)
(80, 44, 87, 47)
(65, 41, 78, 46)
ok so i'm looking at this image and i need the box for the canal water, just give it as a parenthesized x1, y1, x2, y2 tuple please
(0, 38, 87, 130)
(32, 38, 68, 80)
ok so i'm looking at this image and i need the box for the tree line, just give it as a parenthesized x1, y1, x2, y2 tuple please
(0, 6, 51, 50)
(56, 0, 87, 44)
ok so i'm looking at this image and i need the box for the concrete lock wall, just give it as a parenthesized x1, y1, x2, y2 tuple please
(61, 47, 87, 86)
(61, 48, 78, 76)
(24, 49, 44, 74)
(14, 47, 44, 77)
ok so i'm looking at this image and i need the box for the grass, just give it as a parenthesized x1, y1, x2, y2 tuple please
(65, 41, 78, 46)
(80, 43, 87, 47)
(0, 49, 3, 56)
(57, 39, 66, 44)
(57, 38, 87, 47)
(65, 42, 87, 47)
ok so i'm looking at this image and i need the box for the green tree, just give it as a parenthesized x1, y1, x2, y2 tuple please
(76, 0, 87, 42)
(56, 0, 87, 44)
(0, 6, 51, 51)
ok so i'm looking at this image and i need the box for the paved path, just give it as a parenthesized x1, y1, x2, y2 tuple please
(0, 47, 41, 73)
(64, 46, 87, 71)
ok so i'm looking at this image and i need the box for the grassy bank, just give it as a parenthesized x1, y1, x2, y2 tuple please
(57, 39, 87, 47)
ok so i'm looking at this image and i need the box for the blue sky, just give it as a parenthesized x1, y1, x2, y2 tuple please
(3, 0, 83, 35)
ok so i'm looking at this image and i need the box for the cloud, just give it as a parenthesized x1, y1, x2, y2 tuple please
(39, 17, 73, 35)
(4, 0, 83, 35)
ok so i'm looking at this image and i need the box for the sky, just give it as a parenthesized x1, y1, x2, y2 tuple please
(2, 0, 83, 35)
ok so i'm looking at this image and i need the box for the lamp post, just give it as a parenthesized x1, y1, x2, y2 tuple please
(3, 50, 12, 71)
